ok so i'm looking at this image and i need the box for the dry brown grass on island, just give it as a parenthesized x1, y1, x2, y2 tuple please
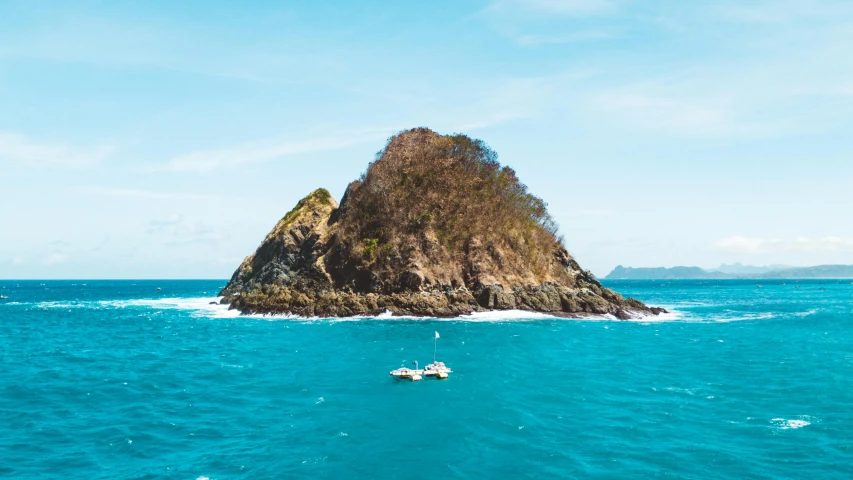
(336, 127, 568, 288)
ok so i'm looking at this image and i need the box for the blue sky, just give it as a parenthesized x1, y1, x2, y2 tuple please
(1, 0, 852, 278)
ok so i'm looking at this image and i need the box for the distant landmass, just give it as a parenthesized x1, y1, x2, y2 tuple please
(606, 266, 730, 280)
(605, 263, 853, 279)
(709, 262, 793, 275)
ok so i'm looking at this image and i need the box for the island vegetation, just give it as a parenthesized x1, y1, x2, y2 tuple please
(220, 128, 664, 318)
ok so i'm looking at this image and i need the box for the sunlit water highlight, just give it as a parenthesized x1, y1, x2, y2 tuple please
(1, 279, 852, 478)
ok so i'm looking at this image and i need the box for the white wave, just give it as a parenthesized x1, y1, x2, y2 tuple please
(22, 296, 259, 319)
(625, 309, 685, 323)
(619, 307, 788, 324)
(706, 312, 776, 323)
(97, 297, 248, 318)
(665, 387, 698, 395)
(91, 297, 306, 321)
(347, 309, 424, 321)
(13, 295, 791, 326)
(786, 420, 810, 429)
(770, 417, 812, 430)
(333, 309, 673, 323)
(330, 309, 561, 322)
(126, 300, 692, 323)
(33, 301, 92, 309)
(456, 309, 562, 321)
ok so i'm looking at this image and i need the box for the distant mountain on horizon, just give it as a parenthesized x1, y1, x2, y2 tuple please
(604, 264, 853, 280)
(708, 262, 794, 275)
(605, 265, 730, 280)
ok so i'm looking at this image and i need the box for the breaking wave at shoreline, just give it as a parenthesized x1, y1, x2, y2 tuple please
(3, 296, 806, 324)
(3, 278, 839, 324)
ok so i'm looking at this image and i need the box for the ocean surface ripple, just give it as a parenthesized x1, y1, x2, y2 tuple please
(1, 279, 852, 478)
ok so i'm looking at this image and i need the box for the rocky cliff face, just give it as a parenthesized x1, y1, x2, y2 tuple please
(220, 128, 665, 319)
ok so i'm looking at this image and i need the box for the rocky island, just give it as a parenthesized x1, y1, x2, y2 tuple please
(220, 128, 665, 319)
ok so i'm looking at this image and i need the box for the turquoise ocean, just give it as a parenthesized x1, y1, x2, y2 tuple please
(1, 279, 852, 478)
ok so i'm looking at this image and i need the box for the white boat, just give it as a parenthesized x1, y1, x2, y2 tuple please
(423, 361, 452, 376)
(389, 367, 423, 381)
(390, 361, 423, 381)
(424, 332, 453, 378)
(423, 332, 452, 378)
(389, 331, 454, 381)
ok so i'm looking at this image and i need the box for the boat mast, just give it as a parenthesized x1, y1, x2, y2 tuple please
(434, 331, 439, 363)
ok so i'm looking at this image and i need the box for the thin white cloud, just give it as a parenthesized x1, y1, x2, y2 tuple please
(0, 132, 113, 168)
(448, 69, 599, 131)
(152, 128, 391, 173)
(794, 83, 853, 98)
(486, 0, 616, 16)
(562, 208, 614, 217)
(43, 253, 70, 265)
(478, 1, 853, 139)
(838, 84, 853, 96)
(512, 29, 617, 46)
(591, 92, 735, 135)
(589, 89, 801, 138)
(452, 111, 530, 132)
(713, 236, 775, 253)
(147, 215, 228, 245)
(216, 257, 244, 266)
(147, 214, 185, 231)
(77, 187, 215, 201)
(715, 1, 853, 24)
(0, 15, 290, 85)
(482, 0, 618, 46)
(713, 236, 853, 254)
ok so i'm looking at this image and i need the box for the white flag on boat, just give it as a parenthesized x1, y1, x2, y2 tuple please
(435, 331, 440, 339)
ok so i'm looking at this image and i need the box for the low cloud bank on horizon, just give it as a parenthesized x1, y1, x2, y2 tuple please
(713, 236, 853, 255)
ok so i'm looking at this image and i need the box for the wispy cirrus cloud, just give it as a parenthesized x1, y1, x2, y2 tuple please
(481, 0, 853, 139)
(147, 214, 184, 231)
(43, 252, 70, 265)
(76, 186, 216, 201)
(0, 132, 113, 168)
(482, 0, 618, 46)
(713, 235, 853, 254)
(147, 215, 228, 246)
(563, 208, 614, 217)
(588, 91, 793, 138)
(0, 14, 299, 85)
(151, 128, 392, 173)
(592, 93, 730, 134)
(485, 0, 617, 16)
(714, 0, 853, 24)
(511, 29, 618, 46)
